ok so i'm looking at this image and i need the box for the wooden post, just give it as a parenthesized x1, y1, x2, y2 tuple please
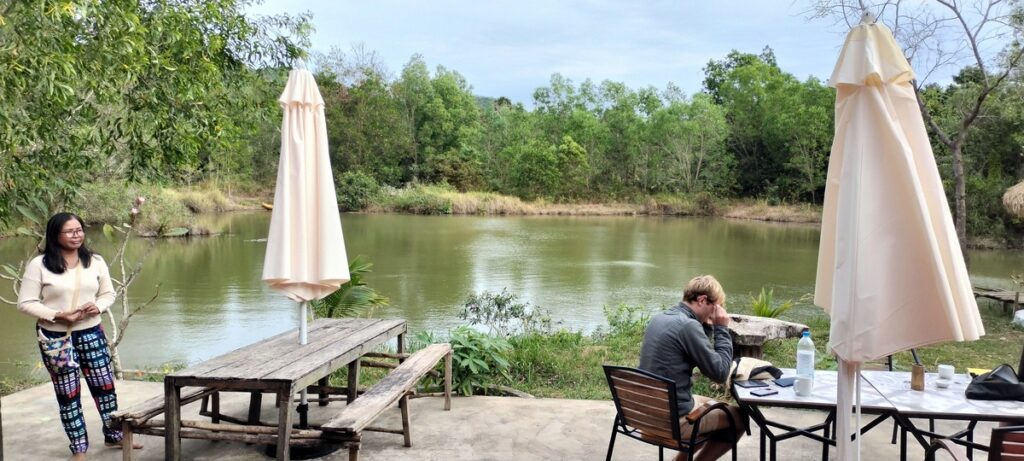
(399, 394, 411, 447)
(164, 380, 182, 461)
(347, 360, 361, 404)
(348, 443, 360, 461)
(276, 388, 293, 461)
(444, 351, 452, 411)
(248, 391, 263, 424)
(1, 397, 4, 461)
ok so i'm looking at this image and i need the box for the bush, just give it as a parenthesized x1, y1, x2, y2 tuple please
(374, 185, 453, 214)
(598, 304, 652, 338)
(336, 171, 380, 211)
(74, 182, 191, 235)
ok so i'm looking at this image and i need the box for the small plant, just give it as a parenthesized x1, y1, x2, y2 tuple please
(460, 289, 552, 337)
(311, 255, 389, 318)
(750, 286, 793, 318)
(448, 326, 512, 396)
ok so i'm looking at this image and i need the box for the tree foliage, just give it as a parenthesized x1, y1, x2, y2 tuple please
(0, 0, 309, 223)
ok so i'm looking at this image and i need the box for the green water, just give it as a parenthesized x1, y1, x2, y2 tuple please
(1, 212, 1020, 377)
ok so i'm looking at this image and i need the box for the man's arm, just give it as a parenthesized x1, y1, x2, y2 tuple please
(681, 321, 733, 383)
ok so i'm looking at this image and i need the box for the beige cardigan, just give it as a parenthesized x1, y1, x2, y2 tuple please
(17, 254, 116, 332)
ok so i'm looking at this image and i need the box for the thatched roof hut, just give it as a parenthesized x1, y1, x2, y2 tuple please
(1004, 181, 1024, 218)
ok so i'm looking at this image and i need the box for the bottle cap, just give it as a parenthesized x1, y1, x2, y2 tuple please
(802, 330, 810, 337)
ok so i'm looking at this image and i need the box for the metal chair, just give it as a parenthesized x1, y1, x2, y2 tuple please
(927, 425, 1024, 461)
(603, 365, 740, 461)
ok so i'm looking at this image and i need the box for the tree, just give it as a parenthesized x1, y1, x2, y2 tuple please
(808, 0, 1024, 258)
(0, 0, 309, 223)
(647, 94, 733, 194)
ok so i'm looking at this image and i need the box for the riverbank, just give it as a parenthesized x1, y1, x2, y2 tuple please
(364, 184, 822, 223)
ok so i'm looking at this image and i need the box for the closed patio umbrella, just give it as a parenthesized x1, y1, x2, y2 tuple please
(814, 21, 984, 460)
(263, 68, 350, 424)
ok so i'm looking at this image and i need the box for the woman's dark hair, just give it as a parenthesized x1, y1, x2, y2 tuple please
(41, 212, 93, 274)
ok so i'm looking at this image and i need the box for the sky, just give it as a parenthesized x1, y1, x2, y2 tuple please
(248, 1, 854, 105)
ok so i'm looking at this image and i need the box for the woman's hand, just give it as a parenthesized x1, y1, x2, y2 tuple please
(78, 302, 100, 316)
(53, 310, 85, 325)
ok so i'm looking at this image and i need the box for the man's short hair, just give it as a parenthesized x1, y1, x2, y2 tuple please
(682, 275, 726, 305)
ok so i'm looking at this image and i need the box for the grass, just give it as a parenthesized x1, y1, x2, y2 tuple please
(364, 186, 826, 223)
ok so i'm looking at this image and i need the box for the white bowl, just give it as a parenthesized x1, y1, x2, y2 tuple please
(935, 378, 951, 389)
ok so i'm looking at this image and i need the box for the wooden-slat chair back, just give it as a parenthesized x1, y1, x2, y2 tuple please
(605, 365, 681, 448)
(991, 426, 1024, 461)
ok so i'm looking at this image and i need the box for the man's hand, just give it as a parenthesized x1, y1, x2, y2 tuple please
(711, 305, 730, 327)
(78, 302, 101, 316)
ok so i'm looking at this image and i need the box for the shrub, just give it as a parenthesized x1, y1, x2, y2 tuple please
(74, 182, 191, 235)
(751, 286, 794, 318)
(599, 304, 652, 338)
(461, 289, 552, 337)
(448, 327, 512, 396)
(336, 171, 380, 211)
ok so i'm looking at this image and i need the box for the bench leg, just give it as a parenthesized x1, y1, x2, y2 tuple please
(400, 394, 412, 447)
(348, 442, 360, 461)
(444, 351, 452, 411)
(121, 421, 134, 461)
(165, 381, 182, 461)
(276, 389, 294, 461)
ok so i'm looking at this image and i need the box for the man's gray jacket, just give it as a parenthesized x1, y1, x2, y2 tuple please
(637, 303, 733, 415)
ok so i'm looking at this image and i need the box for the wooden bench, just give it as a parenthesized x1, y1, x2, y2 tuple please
(322, 343, 453, 461)
(111, 387, 219, 461)
(974, 286, 1023, 315)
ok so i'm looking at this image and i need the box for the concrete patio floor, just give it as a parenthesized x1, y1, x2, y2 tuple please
(1, 380, 992, 460)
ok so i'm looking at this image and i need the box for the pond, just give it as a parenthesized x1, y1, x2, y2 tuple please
(1, 212, 1020, 377)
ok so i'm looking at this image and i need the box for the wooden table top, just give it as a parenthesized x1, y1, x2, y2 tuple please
(168, 318, 407, 389)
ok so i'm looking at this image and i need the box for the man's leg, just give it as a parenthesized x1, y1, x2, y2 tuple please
(676, 395, 748, 461)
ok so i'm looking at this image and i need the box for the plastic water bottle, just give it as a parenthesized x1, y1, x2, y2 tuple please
(796, 330, 815, 381)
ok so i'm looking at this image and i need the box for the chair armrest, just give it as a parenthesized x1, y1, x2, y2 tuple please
(927, 438, 969, 461)
(684, 399, 726, 424)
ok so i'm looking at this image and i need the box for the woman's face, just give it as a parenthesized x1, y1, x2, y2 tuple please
(58, 218, 85, 252)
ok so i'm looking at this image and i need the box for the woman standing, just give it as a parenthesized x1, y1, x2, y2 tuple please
(17, 212, 141, 460)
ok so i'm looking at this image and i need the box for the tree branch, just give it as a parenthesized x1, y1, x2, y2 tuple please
(913, 83, 954, 148)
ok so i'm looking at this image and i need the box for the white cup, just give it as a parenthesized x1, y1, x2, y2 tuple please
(938, 364, 955, 380)
(935, 378, 951, 389)
(794, 377, 813, 397)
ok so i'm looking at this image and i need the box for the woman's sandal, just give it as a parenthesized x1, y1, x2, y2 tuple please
(104, 440, 144, 450)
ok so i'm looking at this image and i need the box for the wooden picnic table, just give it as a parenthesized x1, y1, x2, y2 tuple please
(163, 317, 407, 461)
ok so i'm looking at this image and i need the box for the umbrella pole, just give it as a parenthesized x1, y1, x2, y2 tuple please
(298, 301, 309, 428)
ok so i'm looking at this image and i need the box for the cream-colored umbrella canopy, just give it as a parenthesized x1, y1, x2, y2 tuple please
(814, 23, 984, 460)
(1003, 181, 1024, 218)
(263, 69, 350, 303)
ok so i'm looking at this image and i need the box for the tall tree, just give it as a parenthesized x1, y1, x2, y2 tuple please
(808, 0, 1024, 258)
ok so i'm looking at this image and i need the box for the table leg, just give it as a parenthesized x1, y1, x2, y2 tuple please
(276, 388, 294, 461)
(318, 377, 329, 407)
(397, 333, 405, 364)
(248, 391, 263, 424)
(347, 360, 361, 404)
(821, 412, 830, 461)
(211, 391, 220, 424)
(164, 380, 181, 461)
(966, 420, 977, 461)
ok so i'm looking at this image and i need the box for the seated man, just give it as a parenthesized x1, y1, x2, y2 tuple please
(638, 275, 747, 461)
